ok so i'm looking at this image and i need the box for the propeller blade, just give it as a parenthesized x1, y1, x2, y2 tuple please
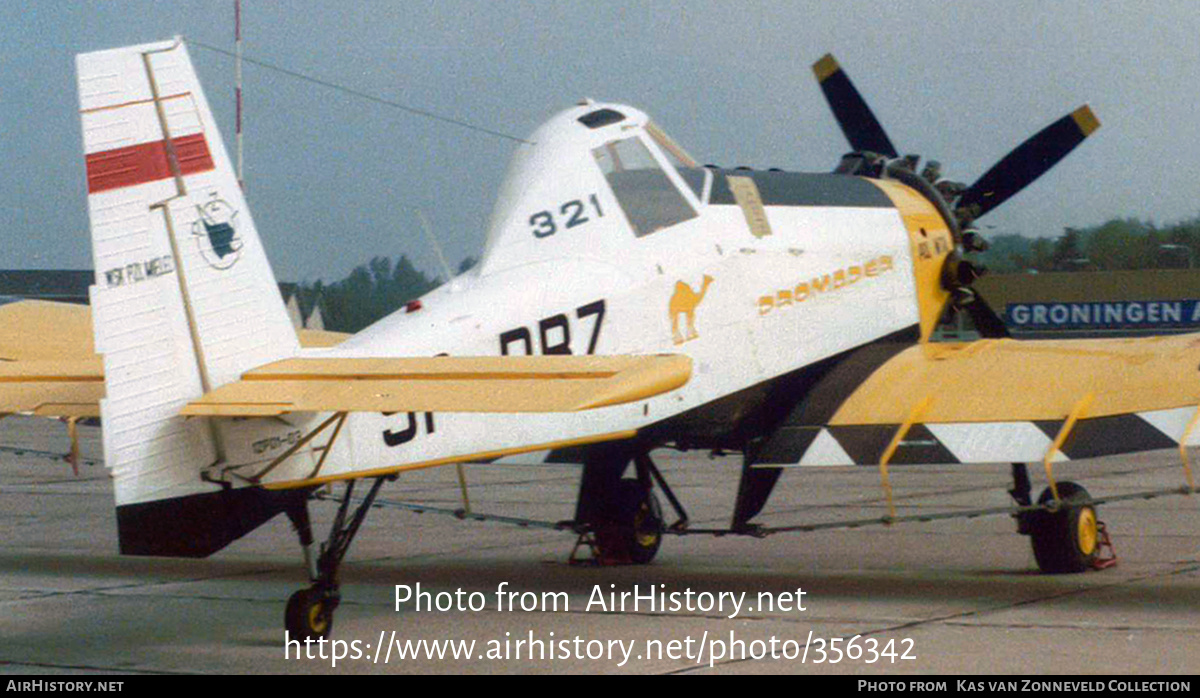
(957, 106, 1100, 221)
(962, 290, 1010, 338)
(812, 54, 898, 159)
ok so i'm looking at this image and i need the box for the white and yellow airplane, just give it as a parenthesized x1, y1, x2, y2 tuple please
(2, 39, 1198, 641)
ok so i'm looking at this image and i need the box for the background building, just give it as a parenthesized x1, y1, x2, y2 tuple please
(975, 269, 1200, 338)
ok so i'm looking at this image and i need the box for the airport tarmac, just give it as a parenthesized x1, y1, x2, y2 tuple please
(2, 414, 1198, 675)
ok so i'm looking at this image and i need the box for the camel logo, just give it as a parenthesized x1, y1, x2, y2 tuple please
(669, 274, 713, 345)
(191, 195, 243, 270)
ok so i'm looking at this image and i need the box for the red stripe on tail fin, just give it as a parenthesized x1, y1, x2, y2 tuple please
(85, 133, 214, 193)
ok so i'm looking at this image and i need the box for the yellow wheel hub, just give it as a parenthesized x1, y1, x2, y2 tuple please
(636, 530, 660, 548)
(1077, 507, 1098, 556)
(308, 601, 329, 634)
(633, 505, 659, 549)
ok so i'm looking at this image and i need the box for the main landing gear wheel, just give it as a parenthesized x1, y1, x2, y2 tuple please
(1029, 481, 1099, 574)
(285, 587, 336, 642)
(595, 480, 664, 564)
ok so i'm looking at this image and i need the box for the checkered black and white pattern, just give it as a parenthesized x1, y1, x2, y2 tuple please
(753, 406, 1200, 467)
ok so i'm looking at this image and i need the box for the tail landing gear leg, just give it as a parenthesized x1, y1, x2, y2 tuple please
(284, 476, 390, 641)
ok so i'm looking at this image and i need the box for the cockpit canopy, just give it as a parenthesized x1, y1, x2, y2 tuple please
(478, 102, 710, 274)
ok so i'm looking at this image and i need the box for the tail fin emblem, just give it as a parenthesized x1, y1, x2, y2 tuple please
(192, 195, 243, 269)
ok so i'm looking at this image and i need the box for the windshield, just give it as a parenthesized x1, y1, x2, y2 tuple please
(592, 136, 697, 237)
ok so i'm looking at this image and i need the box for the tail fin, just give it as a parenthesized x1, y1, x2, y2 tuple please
(78, 39, 302, 555)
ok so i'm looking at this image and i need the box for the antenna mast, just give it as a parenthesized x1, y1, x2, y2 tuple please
(235, 0, 244, 189)
(417, 210, 455, 282)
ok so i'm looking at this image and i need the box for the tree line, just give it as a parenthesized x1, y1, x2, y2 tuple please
(977, 215, 1200, 274)
(296, 255, 475, 333)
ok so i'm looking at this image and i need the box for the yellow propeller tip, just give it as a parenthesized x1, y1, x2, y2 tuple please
(1072, 105, 1100, 137)
(812, 54, 840, 82)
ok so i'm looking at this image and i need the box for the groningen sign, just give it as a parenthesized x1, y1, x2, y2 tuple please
(1007, 300, 1200, 330)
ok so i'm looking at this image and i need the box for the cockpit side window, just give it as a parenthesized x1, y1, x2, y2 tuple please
(593, 137, 697, 237)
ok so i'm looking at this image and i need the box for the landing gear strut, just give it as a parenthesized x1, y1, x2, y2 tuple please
(574, 447, 677, 565)
(284, 476, 390, 641)
(1009, 463, 1033, 534)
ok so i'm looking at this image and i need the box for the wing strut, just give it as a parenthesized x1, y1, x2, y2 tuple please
(1178, 404, 1200, 493)
(66, 416, 80, 477)
(877, 396, 933, 520)
(1042, 394, 1094, 503)
(455, 463, 472, 517)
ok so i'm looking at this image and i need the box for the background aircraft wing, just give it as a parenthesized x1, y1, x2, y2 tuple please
(180, 354, 692, 416)
(755, 333, 1200, 466)
(0, 299, 350, 417)
(0, 301, 102, 417)
(0, 299, 95, 362)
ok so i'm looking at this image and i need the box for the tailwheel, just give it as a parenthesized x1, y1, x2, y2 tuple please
(1029, 481, 1100, 574)
(285, 586, 337, 642)
(283, 476, 390, 639)
(594, 479, 664, 565)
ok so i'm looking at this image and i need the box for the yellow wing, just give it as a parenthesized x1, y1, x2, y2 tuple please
(757, 333, 1200, 466)
(833, 335, 1200, 425)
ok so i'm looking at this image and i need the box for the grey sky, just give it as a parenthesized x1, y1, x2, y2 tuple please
(2, 1, 1198, 283)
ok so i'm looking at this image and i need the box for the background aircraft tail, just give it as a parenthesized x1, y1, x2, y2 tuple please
(78, 39, 304, 555)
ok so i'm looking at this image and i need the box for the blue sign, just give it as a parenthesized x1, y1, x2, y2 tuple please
(1007, 300, 1200, 330)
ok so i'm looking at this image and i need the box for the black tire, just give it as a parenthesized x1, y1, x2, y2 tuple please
(1029, 481, 1099, 574)
(285, 587, 333, 642)
(594, 479, 664, 564)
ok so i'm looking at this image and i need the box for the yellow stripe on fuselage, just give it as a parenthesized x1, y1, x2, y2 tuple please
(867, 178, 953, 343)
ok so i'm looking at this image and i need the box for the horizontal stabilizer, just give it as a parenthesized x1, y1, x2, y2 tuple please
(182, 354, 693, 416)
(0, 300, 103, 416)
